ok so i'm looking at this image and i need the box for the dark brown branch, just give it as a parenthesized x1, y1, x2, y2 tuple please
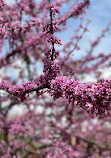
(50, 7, 55, 61)
(6, 84, 50, 98)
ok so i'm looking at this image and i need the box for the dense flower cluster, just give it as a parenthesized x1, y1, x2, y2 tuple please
(0, 76, 111, 115)
(50, 77, 111, 115)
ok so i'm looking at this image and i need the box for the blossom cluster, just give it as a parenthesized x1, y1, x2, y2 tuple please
(50, 76, 111, 115)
